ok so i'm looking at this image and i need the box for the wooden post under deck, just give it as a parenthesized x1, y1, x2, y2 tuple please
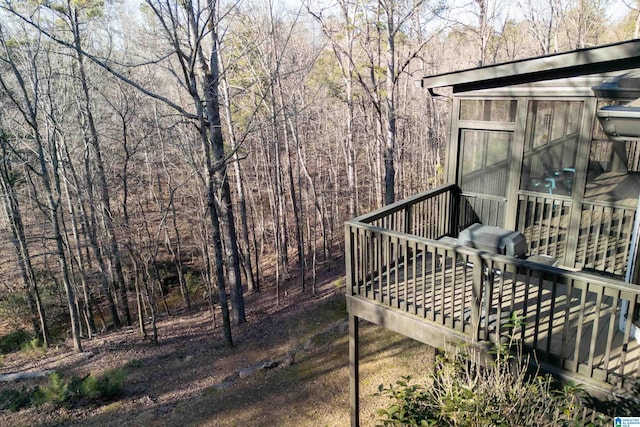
(349, 313, 360, 427)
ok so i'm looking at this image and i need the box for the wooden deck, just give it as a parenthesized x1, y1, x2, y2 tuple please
(346, 184, 640, 427)
(351, 245, 640, 388)
(345, 184, 640, 400)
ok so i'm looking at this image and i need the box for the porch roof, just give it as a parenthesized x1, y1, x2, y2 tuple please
(418, 38, 640, 93)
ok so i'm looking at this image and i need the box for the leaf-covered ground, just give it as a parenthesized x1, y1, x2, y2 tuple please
(0, 272, 435, 426)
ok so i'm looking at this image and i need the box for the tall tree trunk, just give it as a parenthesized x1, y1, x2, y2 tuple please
(283, 111, 308, 281)
(202, 0, 245, 326)
(38, 137, 83, 352)
(166, 201, 190, 311)
(130, 253, 147, 337)
(0, 35, 82, 352)
(232, 158, 258, 293)
(69, 5, 131, 326)
(219, 77, 257, 293)
(61, 169, 96, 338)
(0, 146, 49, 345)
(278, 88, 305, 290)
(82, 146, 122, 328)
(270, 87, 290, 282)
(195, 198, 220, 333)
(207, 192, 234, 345)
(384, 2, 397, 206)
(294, 130, 331, 262)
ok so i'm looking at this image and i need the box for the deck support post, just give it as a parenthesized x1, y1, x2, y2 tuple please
(349, 313, 360, 427)
(471, 254, 483, 342)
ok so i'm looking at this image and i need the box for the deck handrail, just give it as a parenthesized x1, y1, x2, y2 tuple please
(347, 221, 640, 294)
(350, 183, 458, 225)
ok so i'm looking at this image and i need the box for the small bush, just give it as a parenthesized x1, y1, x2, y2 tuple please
(0, 387, 36, 412)
(376, 315, 607, 426)
(20, 337, 45, 358)
(67, 375, 93, 401)
(36, 372, 69, 406)
(66, 368, 126, 403)
(0, 329, 33, 355)
(375, 377, 434, 426)
(0, 368, 127, 412)
(94, 368, 126, 400)
(376, 362, 603, 427)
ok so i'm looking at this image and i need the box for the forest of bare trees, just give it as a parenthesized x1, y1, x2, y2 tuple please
(0, 0, 635, 350)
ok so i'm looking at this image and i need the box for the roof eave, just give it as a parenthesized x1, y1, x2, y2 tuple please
(419, 39, 640, 93)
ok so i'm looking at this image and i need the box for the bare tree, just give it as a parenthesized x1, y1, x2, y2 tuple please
(141, 0, 245, 331)
(0, 26, 82, 351)
(562, 0, 610, 49)
(518, 0, 567, 54)
(63, 2, 133, 327)
(0, 134, 49, 345)
(308, 0, 359, 218)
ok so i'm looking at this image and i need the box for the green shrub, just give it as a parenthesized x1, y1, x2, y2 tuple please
(376, 362, 603, 427)
(94, 368, 126, 400)
(36, 372, 69, 406)
(20, 337, 45, 358)
(68, 368, 126, 402)
(78, 374, 100, 400)
(376, 377, 434, 426)
(0, 329, 33, 355)
(1, 368, 127, 412)
(0, 387, 35, 412)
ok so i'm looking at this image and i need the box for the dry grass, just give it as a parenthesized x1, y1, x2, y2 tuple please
(161, 324, 435, 427)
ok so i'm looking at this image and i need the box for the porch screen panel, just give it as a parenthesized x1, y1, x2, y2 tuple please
(459, 130, 511, 197)
(520, 100, 582, 196)
(459, 99, 517, 122)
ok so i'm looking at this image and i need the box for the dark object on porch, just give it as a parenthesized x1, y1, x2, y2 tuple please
(458, 223, 527, 258)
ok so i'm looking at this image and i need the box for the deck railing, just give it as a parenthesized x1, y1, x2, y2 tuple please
(350, 184, 461, 238)
(515, 192, 637, 276)
(576, 200, 636, 276)
(346, 185, 640, 389)
(516, 193, 572, 266)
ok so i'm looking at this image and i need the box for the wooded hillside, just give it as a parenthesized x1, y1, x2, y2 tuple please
(0, 0, 635, 350)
